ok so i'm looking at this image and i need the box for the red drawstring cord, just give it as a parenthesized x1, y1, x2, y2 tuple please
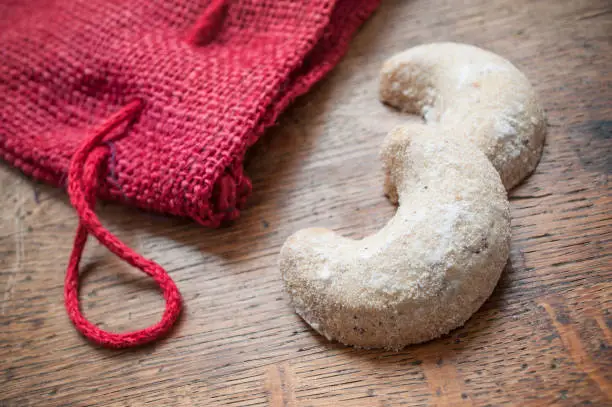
(65, 100, 182, 348)
(64, 0, 227, 348)
(184, 0, 228, 45)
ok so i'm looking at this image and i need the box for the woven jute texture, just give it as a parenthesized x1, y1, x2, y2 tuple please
(0, 0, 380, 227)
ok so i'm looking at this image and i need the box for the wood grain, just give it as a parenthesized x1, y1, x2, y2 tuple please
(1, 0, 610, 405)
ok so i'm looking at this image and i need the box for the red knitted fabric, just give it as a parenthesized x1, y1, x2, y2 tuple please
(0, 0, 380, 347)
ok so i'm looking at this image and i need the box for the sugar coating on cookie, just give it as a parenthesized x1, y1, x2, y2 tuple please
(281, 128, 510, 349)
(380, 42, 546, 190)
(279, 42, 546, 350)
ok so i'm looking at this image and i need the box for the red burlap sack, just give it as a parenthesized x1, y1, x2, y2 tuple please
(0, 0, 380, 348)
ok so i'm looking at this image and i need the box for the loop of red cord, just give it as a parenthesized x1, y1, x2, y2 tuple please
(64, 0, 227, 348)
(65, 100, 182, 348)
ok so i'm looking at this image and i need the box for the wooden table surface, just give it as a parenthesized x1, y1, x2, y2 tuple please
(1, 0, 611, 405)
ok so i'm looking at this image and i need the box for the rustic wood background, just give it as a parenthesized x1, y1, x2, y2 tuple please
(1, 0, 610, 405)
